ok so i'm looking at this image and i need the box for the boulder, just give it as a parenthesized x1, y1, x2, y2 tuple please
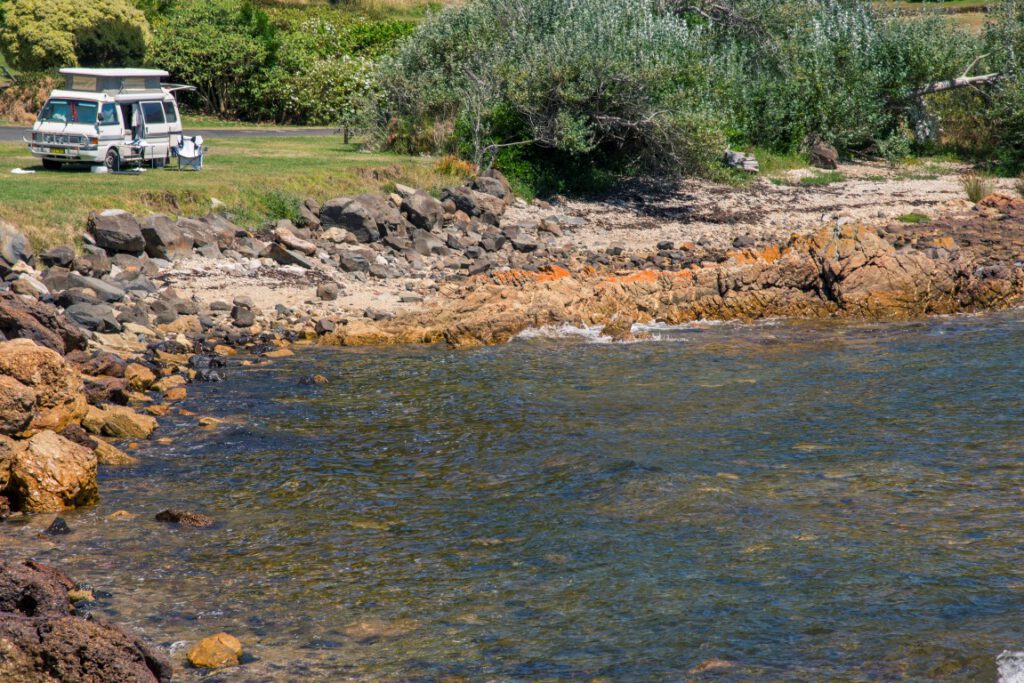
(338, 251, 370, 273)
(187, 632, 242, 669)
(0, 291, 88, 354)
(73, 249, 111, 277)
(39, 245, 75, 269)
(440, 187, 506, 224)
(401, 191, 445, 232)
(11, 276, 49, 299)
(273, 221, 317, 256)
(140, 215, 194, 260)
(0, 560, 172, 682)
(0, 222, 32, 271)
(267, 243, 313, 269)
(176, 217, 216, 249)
(89, 211, 145, 254)
(66, 273, 125, 303)
(321, 197, 379, 243)
(807, 135, 839, 170)
(93, 439, 138, 466)
(471, 169, 514, 206)
(0, 339, 87, 437)
(8, 430, 98, 512)
(155, 509, 215, 528)
(317, 282, 338, 301)
(82, 405, 157, 440)
(65, 303, 122, 333)
(0, 434, 15, 492)
(124, 363, 156, 391)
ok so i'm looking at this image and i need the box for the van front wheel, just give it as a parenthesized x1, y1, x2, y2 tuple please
(104, 149, 120, 173)
(41, 158, 62, 171)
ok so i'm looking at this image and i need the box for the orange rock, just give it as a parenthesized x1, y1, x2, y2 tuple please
(187, 632, 242, 669)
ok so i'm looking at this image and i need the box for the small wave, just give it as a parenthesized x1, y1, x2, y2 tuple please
(514, 324, 616, 343)
(997, 651, 1024, 683)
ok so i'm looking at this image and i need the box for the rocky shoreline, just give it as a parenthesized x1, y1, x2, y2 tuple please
(0, 168, 1023, 677)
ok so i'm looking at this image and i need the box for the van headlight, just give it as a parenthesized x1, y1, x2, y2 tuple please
(84, 137, 99, 149)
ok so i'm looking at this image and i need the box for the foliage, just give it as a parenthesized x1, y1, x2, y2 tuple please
(0, 0, 150, 71)
(433, 154, 475, 178)
(147, 0, 275, 116)
(380, 0, 726, 195)
(257, 188, 302, 224)
(960, 171, 995, 203)
(896, 212, 930, 223)
(985, 0, 1024, 172)
(877, 124, 913, 167)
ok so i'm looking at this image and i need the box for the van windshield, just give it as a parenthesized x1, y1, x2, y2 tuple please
(38, 99, 99, 125)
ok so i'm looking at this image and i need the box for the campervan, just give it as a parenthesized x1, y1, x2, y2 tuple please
(26, 68, 192, 170)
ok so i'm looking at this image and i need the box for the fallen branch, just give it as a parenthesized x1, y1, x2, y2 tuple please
(911, 72, 1003, 97)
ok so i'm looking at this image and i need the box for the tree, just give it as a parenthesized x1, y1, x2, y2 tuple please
(147, 0, 275, 116)
(0, 0, 150, 71)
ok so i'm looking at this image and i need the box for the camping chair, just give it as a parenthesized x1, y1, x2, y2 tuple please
(171, 135, 204, 171)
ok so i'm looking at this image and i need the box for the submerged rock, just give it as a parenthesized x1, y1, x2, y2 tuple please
(187, 632, 242, 669)
(155, 509, 215, 528)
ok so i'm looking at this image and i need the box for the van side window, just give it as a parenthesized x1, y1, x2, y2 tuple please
(141, 101, 165, 124)
(100, 103, 119, 127)
(162, 101, 178, 123)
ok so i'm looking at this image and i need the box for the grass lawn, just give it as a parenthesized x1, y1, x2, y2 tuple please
(0, 137, 461, 250)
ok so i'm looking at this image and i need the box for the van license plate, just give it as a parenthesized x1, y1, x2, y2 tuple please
(49, 148, 65, 155)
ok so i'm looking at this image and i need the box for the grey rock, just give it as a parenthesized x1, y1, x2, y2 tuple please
(320, 197, 380, 243)
(511, 237, 539, 253)
(412, 231, 449, 257)
(89, 211, 144, 254)
(441, 187, 505, 223)
(176, 217, 216, 248)
(268, 243, 313, 268)
(140, 215, 193, 260)
(39, 245, 74, 269)
(315, 318, 336, 335)
(11, 276, 48, 299)
(364, 307, 394, 321)
(41, 266, 71, 293)
(401, 191, 445, 232)
(65, 303, 122, 332)
(73, 250, 110, 277)
(67, 273, 125, 303)
(338, 251, 370, 273)
(732, 235, 756, 249)
(0, 221, 32, 268)
(231, 305, 256, 327)
(196, 243, 222, 259)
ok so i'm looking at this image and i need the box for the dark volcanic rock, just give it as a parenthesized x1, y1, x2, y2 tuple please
(0, 291, 88, 354)
(401, 191, 445, 232)
(65, 303, 122, 333)
(0, 561, 173, 683)
(320, 197, 384, 243)
(89, 211, 145, 254)
(0, 222, 33, 271)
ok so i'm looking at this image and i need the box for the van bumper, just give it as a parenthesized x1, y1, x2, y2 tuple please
(26, 144, 101, 163)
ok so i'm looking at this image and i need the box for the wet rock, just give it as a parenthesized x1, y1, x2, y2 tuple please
(315, 318, 336, 335)
(58, 424, 97, 451)
(401, 190, 445, 232)
(299, 374, 328, 385)
(44, 517, 72, 536)
(8, 430, 98, 512)
(155, 509, 215, 528)
(140, 215, 193, 261)
(0, 290, 88, 354)
(93, 439, 138, 466)
(0, 560, 171, 682)
(0, 339, 87, 437)
(89, 211, 145, 254)
(342, 618, 419, 643)
(187, 632, 242, 669)
(40, 245, 75, 269)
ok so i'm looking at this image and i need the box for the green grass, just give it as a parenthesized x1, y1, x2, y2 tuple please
(772, 170, 846, 187)
(180, 114, 318, 130)
(897, 212, 931, 223)
(0, 137, 461, 250)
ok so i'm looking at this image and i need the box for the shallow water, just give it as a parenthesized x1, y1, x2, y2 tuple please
(6, 313, 1024, 681)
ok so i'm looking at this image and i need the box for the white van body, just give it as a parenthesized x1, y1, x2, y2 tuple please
(27, 68, 187, 170)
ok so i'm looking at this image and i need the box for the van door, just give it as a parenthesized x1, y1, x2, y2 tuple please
(140, 100, 170, 161)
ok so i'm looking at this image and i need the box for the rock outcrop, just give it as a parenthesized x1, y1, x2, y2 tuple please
(0, 559, 172, 683)
(324, 224, 1024, 349)
(0, 339, 88, 437)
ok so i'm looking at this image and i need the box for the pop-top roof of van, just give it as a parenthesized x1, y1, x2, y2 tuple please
(59, 68, 169, 78)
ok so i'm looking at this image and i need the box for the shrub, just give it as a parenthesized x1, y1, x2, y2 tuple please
(877, 125, 913, 167)
(148, 0, 276, 116)
(985, 0, 1024, 172)
(0, 0, 150, 71)
(961, 172, 995, 203)
(433, 155, 475, 178)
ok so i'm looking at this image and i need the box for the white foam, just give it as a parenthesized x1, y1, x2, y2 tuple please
(997, 651, 1024, 682)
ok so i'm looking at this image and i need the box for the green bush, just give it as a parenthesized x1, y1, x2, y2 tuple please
(986, 0, 1024, 172)
(380, 0, 726, 195)
(0, 0, 150, 70)
(148, 0, 275, 116)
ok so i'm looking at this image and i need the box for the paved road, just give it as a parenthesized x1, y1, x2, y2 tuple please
(0, 127, 337, 142)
